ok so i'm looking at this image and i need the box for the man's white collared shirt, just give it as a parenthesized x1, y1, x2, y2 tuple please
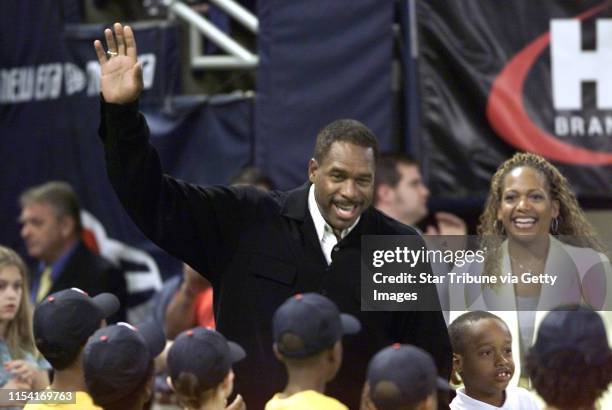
(308, 185, 360, 265)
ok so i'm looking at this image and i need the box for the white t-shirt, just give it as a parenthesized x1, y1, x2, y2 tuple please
(450, 387, 539, 410)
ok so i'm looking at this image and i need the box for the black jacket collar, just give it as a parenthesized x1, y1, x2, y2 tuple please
(281, 182, 311, 221)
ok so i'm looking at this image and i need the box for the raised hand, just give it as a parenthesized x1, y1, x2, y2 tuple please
(93, 22, 143, 104)
(426, 212, 467, 236)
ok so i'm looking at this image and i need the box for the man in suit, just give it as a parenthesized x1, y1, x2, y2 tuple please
(19, 181, 127, 322)
(94, 23, 451, 409)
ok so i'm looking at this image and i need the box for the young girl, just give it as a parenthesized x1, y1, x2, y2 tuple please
(0, 246, 50, 406)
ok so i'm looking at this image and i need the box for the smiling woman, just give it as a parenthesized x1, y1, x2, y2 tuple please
(469, 152, 612, 390)
(479, 152, 608, 281)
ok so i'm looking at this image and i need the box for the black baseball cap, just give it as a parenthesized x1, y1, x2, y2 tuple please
(272, 293, 361, 358)
(33, 288, 119, 363)
(168, 327, 245, 390)
(83, 321, 166, 405)
(367, 344, 449, 410)
(530, 305, 611, 365)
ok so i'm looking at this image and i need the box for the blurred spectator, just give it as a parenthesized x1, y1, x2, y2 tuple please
(374, 153, 466, 235)
(84, 0, 148, 22)
(0, 246, 50, 410)
(19, 181, 127, 322)
(229, 166, 275, 191)
(164, 264, 215, 340)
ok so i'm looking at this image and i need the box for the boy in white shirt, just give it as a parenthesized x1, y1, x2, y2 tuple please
(448, 311, 538, 410)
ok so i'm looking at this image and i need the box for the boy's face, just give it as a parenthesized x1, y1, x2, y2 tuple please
(454, 318, 514, 405)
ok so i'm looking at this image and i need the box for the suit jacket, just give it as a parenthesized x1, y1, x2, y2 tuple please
(100, 101, 451, 409)
(41, 241, 127, 323)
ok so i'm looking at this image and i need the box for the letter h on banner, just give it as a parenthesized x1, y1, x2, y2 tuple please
(551, 19, 612, 110)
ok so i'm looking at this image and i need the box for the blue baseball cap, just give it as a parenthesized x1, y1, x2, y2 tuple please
(168, 327, 245, 390)
(34, 288, 119, 360)
(83, 321, 166, 405)
(272, 293, 361, 358)
(367, 344, 449, 410)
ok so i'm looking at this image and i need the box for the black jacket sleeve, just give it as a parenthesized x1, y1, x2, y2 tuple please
(99, 100, 263, 285)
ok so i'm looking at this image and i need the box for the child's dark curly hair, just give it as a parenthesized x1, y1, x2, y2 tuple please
(526, 348, 612, 409)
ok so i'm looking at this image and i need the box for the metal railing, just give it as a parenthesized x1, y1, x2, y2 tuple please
(165, 0, 258, 69)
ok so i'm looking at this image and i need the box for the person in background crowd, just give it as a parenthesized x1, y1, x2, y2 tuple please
(526, 305, 612, 410)
(266, 293, 360, 410)
(363, 344, 450, 410)
(374, 153, 466, 235)
(0, 246, 49, 410)
(24, 288, 119, 410)
(229, 166, 275, 191)
(164, 264, 215, 339)
(94, 23, 451, 409)
(167, 327, 246, 410)
(19, 181, 127, 322)
(448, 311, 539, 410)
(83, 321, 165, 410)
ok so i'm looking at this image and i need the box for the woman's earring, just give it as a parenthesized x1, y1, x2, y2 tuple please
(551, 217, 559, 234)
(495, 220, 505, 235)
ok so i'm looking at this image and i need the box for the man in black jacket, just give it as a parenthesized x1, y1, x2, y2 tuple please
(19, 181, 127, 322)
(94, 23, 451, 409)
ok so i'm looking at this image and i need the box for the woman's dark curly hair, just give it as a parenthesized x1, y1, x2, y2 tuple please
(526, 348, 612, 409)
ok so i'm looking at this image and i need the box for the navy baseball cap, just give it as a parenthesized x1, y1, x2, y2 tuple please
(272, 293, 361, 358)
(531, 305, 611, 365)
(367, 344, 449, 410)
(83, 321, 166, 405)
(168, 327, 245, 390)
(33, 288, 119, 359)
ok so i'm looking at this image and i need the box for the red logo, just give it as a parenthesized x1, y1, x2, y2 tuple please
(486, 3, 612, 165)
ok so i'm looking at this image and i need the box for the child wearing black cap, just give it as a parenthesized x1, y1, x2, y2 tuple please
(526, 305, 612, 410)
(266, 293, 361, 410)
(364, 344, 450, 410)
(24, 288, 120, 410)
(166, 327, 246, 410)
(82, 321, 165, 410)
(448, 311, 538, 410)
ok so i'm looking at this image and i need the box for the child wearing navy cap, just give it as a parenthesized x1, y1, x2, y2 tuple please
(266, 293, 361, 410)
(364, 343, 450, 410)
(82, 321, 165, 410)
(166, 327, 246, 410)
(25, 288, 119, 410)
(526, 305, 612, 410)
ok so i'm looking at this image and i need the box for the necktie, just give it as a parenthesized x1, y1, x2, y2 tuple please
(36, 267, 52, 302)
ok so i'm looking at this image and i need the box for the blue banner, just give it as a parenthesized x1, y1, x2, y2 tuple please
(255, 0, 394, 190)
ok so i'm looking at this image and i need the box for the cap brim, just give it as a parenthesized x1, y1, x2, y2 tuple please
(91, 293, 120, 318)
(340, 313, 361, 334)
(436, 377, 450, 392)
(228, 341, 246, 363)
(136, 320, 166, 358)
